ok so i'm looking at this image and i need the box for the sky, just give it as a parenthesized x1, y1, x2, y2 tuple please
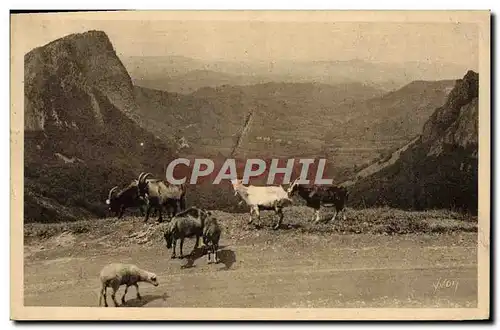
(13, 13, 479, 69)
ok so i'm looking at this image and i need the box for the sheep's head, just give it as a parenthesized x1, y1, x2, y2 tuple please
(146, 273, 159, 286)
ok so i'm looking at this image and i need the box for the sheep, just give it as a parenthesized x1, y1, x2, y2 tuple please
(203, 216, 222, 264)
(163, 207, 210, 259)
(98, 263, 159, 307)
(231, 178, 293, 230)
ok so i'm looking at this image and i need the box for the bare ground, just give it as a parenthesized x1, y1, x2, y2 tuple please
(23, 207, 478, 308)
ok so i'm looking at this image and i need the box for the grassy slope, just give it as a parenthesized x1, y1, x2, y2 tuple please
(25, 207, 477, 244)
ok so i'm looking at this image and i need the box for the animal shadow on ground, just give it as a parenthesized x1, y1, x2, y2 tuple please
(277, 223, 303, 230)
(179, 247, 203, 269)
(217, 249, 236, 271)
(122, 293, 168, 307)
(180, 245, 229, 269)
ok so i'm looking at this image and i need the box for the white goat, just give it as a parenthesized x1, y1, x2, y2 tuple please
(98, 263, 159, 307)
(231, 178, 293, 230)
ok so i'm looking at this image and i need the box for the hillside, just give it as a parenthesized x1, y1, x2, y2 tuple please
(134, 82, 384, 157)
(133, 79, 454, 176)
(24, 30, 177, 223)
(348, 70, 479, 214)
(331, 79, 456, 142)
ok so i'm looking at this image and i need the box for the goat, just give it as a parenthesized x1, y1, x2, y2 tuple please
(106, 179, 149, 219)
(287, 178, 349, 223)
(203, 216, 221, 264)
(137, 172, 187, 223)
(98, 263, 158, 307)
(163, 206, 209, 259)
(231, 178, 293, 230)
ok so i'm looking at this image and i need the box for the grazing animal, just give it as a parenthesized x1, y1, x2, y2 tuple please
(287, 178, 349, 223)
(163, 207, 210, 259)
(106, 179, 149, 219)
(137, 172, 187, 223)
(231, 178, 293, 230)
(203, 216, 222, 264)
(98, 263, 159, 307)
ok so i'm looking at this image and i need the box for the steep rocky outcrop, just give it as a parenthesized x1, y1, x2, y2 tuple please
(349, 70, 479, 214)
(24, 31, 176, 223)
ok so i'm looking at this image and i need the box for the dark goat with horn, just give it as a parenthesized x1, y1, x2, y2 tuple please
(136, 172, 187, 223)
(106, 179, 149, 219)
(287, 178, 349, 223)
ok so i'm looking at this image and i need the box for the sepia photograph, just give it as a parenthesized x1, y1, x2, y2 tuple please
(9, 10, 491, 320)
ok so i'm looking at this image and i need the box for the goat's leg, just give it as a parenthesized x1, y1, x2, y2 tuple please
(207, 242, 213, 264)
(273, 207, 283, 230)
(118, 206, 125, 219)
(254, 207, 261, 227)
(144, 205, 152, 223)
(157, 206, 163, 223)
(248, 208, 254, 224)
(121, 285, 129, 305)
(309, 207, 316, 222)
(214, 242, 220, 263)
(329, 209, 337, 223)
(341, 208, 347, 221)
(179, 238, 185, 259)
(171, 239, 177, 259)
(313, 209, 321, 223)
(191, 235, 200, 256)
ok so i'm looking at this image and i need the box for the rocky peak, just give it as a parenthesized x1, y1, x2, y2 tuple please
(421, 70, 479, 144)
(24, 30, 136, 132)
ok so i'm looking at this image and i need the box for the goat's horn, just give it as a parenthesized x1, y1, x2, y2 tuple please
(138, 172, 147, 182)
(107, 186, 119, 203)
(138, 172, 153, 184)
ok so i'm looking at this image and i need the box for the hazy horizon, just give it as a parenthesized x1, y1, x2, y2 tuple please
(16, 15, 478, 71)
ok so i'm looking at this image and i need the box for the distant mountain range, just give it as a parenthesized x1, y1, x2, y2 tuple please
(123, 55, 470, 93)
(133, 79, 455, 173)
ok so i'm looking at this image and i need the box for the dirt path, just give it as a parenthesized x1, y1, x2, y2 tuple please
(24, 232, 477, 308)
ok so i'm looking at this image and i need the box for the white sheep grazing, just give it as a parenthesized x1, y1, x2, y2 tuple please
(98, 263, 159, 307)
(231, 178, 293, 230)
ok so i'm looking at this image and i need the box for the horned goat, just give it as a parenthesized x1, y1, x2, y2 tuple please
(137, 171, 187, 223)
(287, 178, 349, 223)
(106, 179, 150, 219)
